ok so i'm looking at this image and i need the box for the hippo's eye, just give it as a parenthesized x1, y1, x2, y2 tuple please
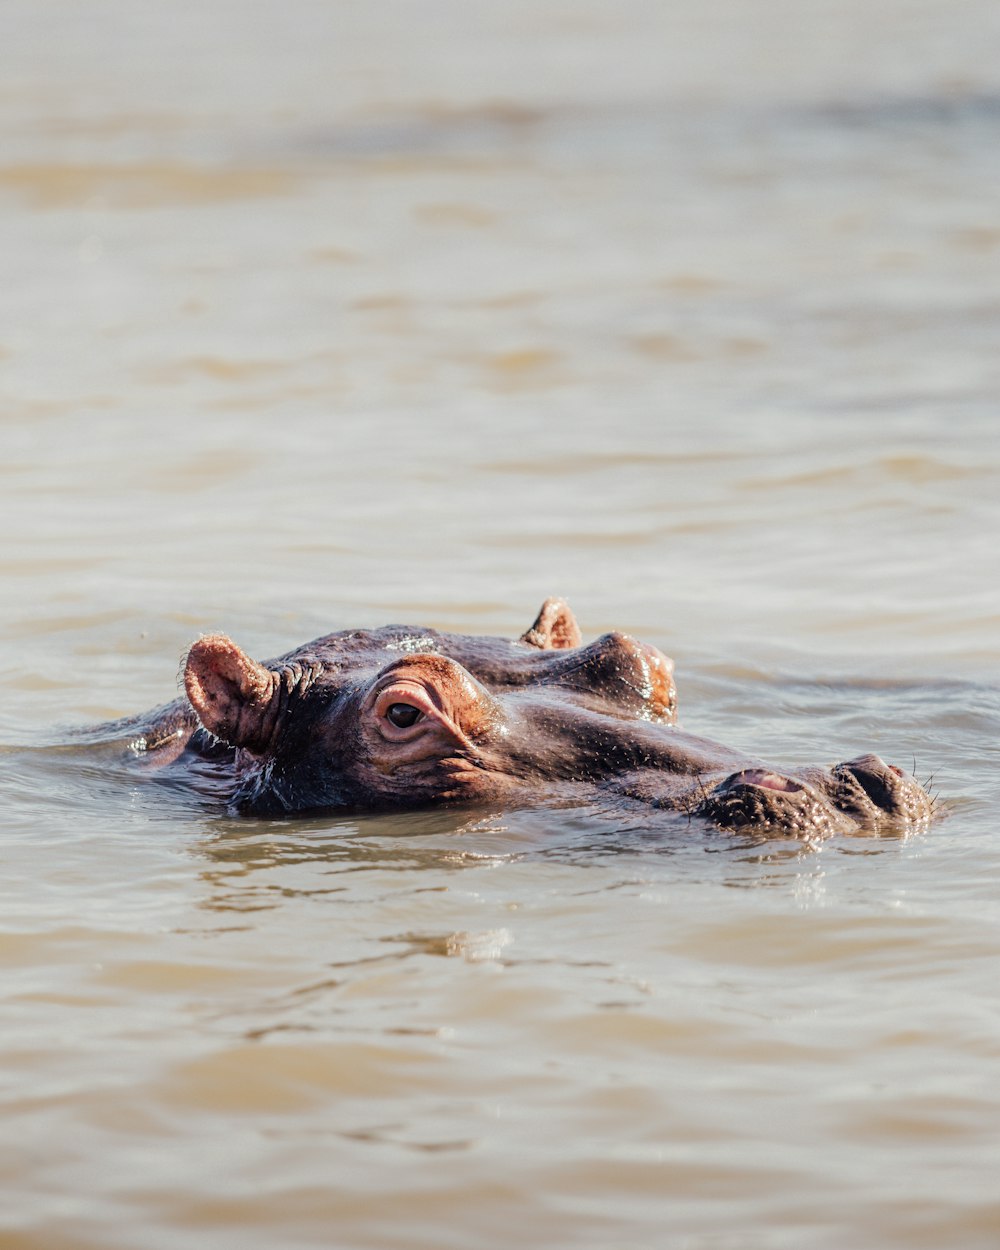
(385, 702, 422, 729)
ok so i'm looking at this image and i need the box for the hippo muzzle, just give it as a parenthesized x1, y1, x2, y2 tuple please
(701, 755, 933, 836)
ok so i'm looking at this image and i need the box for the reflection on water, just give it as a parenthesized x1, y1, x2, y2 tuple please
(0, 163, 302, 209)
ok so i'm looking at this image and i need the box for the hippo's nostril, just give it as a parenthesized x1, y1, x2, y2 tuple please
(831, 755, 933, 825)
(701, 769, 847, 836)
(836, 757, 897, 811)
(725, 769, 803, 794)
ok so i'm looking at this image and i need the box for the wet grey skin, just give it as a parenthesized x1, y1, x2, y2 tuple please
(97, 598, 934, 835)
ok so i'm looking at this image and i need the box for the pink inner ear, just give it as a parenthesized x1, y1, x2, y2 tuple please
(521, 597, 582, 650)
(184, 635, 278, 750)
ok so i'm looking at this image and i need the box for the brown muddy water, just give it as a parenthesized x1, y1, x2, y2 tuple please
(2, 2, 1000, 1247)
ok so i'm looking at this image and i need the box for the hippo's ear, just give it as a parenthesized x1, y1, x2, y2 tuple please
(184, 635, 280, 752)
(520, 597, 582, 650)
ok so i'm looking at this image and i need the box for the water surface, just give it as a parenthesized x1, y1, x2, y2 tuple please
(2, 2, 1000, 1247)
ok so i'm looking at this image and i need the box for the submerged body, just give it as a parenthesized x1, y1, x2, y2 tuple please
(111, 599, 932, 835)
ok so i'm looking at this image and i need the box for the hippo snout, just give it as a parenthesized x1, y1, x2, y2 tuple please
(697, 753, 933, 837)
(700, 768, 853, 837)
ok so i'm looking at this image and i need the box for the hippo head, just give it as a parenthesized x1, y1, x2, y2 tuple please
(171, 598, 932, 834)
(182, 598, 679, 814)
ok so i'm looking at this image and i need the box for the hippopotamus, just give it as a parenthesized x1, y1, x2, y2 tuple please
(108, 598, 933, 835)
